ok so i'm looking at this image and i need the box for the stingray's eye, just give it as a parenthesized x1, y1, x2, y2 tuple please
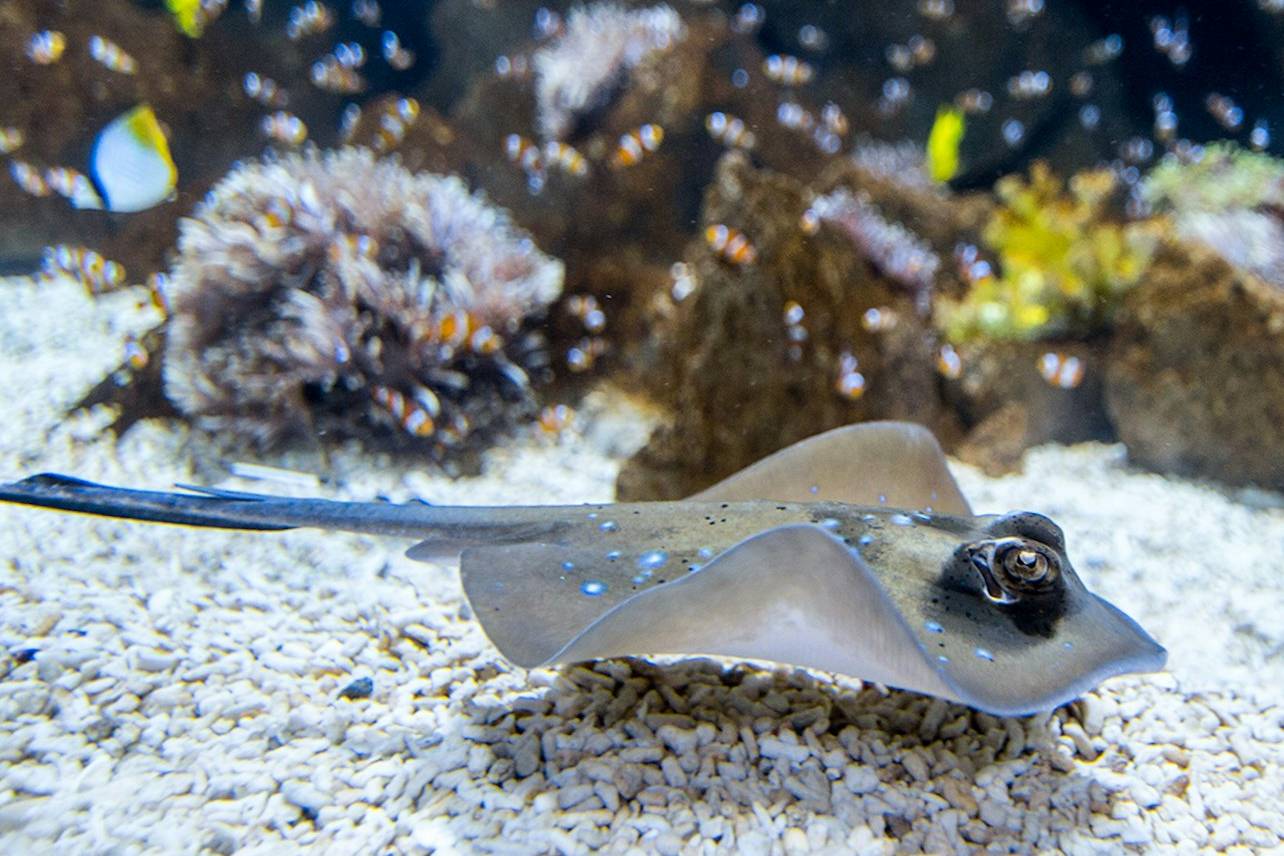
(1004, 546, 1049, 582)
(968, 537, 1060, 603)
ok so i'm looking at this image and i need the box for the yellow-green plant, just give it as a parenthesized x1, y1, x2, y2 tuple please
(939, 162, 1160, 341)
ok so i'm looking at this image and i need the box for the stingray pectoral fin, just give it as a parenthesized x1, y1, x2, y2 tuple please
(691, 421, 971, 515)
(483, 524, 955, 699)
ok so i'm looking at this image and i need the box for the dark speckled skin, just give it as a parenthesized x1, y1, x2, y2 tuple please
(0, 423, 1166, 715)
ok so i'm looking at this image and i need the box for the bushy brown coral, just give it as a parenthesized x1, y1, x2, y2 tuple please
(163, 147, 564, 456)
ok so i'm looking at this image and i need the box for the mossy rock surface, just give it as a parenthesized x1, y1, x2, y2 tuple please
(1105, 241, 1284, 489)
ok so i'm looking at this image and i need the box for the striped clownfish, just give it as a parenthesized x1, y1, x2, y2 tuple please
(80, 105, 178, 213)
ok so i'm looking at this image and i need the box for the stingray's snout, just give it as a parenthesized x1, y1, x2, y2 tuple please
(1103, 595, 1169, 673)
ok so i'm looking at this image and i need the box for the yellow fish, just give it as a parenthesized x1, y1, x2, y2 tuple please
(87, 105, 178, 213)
(166, 0, 205, 37)
(927, 105, 965, 183)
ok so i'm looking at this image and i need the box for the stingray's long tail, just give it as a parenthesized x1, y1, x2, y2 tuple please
(0, 473, 437, 536)
(0, 473, 570, 549)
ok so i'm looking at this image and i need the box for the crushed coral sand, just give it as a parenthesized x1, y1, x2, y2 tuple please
(0, 275, 1281, 853)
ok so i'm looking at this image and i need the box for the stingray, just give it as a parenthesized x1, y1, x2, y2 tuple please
(0, 421, 1165, 716)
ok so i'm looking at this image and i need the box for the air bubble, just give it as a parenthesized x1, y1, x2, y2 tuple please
(1002, 118, 1025, 147)
(580, 579, 607, 596)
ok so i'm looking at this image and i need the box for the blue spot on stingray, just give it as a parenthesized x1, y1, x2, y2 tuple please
(937, 654, 950, 664)
(587, 512, 598, 520)
(697, 547, 714, 559)
(631, 572, 652, 585)
(599, 520, 619, 532)
(889, 513, 914, 526)
(606, 550, 621, 561)
(925, 620, 944, 634)
(861, 513, 877, 523)
(580, 580, 607, 596)
(818, 518, 841, 530)
(858, 534, 875, 547)
(688, 563, 702, 573)
(808, 485, 819, 495)
(561, 560, 575, 571)
(1063, 641, 1074, 650)
(974, 647, 995, 662)
(637, 549, 668, 570)
(878, 494, 888, 505)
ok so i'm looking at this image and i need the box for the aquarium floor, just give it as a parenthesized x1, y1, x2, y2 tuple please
(0, 276, 1281, 854)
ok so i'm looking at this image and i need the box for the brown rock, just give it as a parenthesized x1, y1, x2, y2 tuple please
(953, 403, 1028, 477)
(617, 151, 961, 500)
(948, 338, 1113, 475)
(1105, 241, 1284, 489)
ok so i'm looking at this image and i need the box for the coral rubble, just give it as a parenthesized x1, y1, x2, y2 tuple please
(162, 148, 563, 455)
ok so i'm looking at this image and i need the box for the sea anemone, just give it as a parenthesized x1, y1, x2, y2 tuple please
(163, 147, 564, 454)
(533, 3, 685, 140)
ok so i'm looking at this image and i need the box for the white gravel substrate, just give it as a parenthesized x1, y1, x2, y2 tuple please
(0, 276, 1281, 855)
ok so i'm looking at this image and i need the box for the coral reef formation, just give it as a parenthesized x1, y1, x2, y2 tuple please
(1105, 241, 1284, 490)
(7, 0, 1283, 493)
(938, 164, 1160, 342)
(162, 148, 563, 455)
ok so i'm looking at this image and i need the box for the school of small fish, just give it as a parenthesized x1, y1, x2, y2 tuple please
(2, 0, 1276, 413)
